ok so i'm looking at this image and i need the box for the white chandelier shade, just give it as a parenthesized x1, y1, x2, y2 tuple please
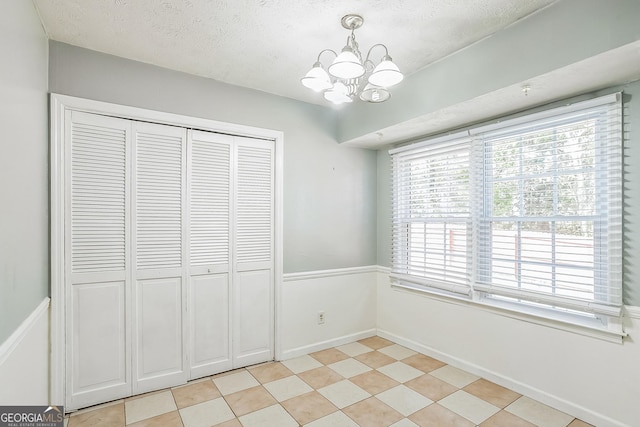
(359, 83, 391, 103)
(301, 62, 333, 92)
(324, 82, 353, 104)
(329, 47, 366, 80)
(300, 14, 403, 105)
(368, 56, 404, 88)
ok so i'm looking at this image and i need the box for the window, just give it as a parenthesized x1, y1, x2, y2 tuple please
(390, 93, 622, 328)
(391, 133, 474, 296)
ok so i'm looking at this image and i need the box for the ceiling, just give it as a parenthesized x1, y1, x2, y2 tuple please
(33, 0, 558, 106)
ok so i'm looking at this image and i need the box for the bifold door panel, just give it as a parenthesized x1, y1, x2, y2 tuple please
(64, 112, 274, 410)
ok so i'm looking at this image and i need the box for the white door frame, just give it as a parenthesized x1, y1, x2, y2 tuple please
(50, 93, 284, 407)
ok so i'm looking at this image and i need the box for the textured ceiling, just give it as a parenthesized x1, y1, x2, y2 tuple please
(33, 0, 557, 105)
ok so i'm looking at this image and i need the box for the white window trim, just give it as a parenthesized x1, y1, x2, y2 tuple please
(49, 93, 284, 406)
(389, 92, 625, 340)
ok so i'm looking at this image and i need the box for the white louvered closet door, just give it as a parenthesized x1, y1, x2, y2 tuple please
(66, 111, 132, 410)
(233, 137, 275, 367)
(63, 109, 276, 410)
(132, 121, 188, 394)
(188, 130, 233, 378)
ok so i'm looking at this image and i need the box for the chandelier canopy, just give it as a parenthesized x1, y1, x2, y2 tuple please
(301, 14, 404, 105)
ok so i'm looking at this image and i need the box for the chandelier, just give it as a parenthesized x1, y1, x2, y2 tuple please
(301, 14, 404, 105)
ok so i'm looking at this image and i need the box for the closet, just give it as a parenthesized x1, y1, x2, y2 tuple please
(62, 109, 275, 410)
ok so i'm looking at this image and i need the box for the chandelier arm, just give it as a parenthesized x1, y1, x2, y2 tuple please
(316, 48, 338, 65)
(364, 43, 390, 64)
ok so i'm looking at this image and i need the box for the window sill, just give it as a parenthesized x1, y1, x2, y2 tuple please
(391, 281, 626, 344)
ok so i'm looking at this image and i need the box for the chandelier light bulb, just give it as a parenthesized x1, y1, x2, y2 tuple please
(359, 83, 391, 103)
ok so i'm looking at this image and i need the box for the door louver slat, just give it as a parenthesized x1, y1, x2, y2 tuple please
(190, 139, 230, 266)
(136, 129, 183, 270)
(71, 122, 127, 273)
(236, 144, 273, 265)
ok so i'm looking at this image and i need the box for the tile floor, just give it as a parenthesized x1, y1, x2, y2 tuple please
(65, 336, 593, 427)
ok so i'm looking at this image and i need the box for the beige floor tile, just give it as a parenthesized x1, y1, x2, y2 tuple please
(327, 358, 372, 378)
(212, 370, 259, 395)
(246, 362, 293, 384)
(336, 341, 373, 357)
(280, 390, 338, 424)
(69, 399, 124, 416)
(409, 403, 476, 427)
(358, 336, 394, 350)
(179, 398, 235, 427)
(464, 378, 521, 408)
(378, 344, 418, 360)
(439, 390, 500, 425)
(211, 369, 245, 380)
(355, 350, 396, 369)
(124, 389, 168, 402)
(172, 379, 221, 409)
(377, 361, 424, 383)
(376, 385, 433, 416)
(402, 353, 446, 373)
(317, 379, 371, 409)
(481, 410, 537, 427)
(223, 385, 276, 417)
(237, 404, 298, 427)
(263, 374, 313, 401)
(61, 339, 590, 427)
(310, 348, 350, 365)
(126, 410, 183, 427)
(505, 396, 574, 427)
(429, 365, 480, 388)
(125, 390, 177, 425)
(350, 370, 400, 395)
(213, 419, 242, 427)
(280, 354, 322, 374)
(298, 366, 344, 389)
(405, 373, 458, 401)
(568, 419, 595, 427)
(342, 397, 404, 427)
(304, 410, 360, 427)
(67, 402, 124, 427)
(390, 419, 420, 427)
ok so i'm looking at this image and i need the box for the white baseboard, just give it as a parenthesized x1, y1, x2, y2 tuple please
(377, 329, 626, 427)
(0, 297, 50, 405)
(279, 329, 377, 360)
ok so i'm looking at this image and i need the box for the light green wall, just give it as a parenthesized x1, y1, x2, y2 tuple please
(339, 0, 640, 144)
(376, 81, 640, 306)
(0, 1, 50, 343)
(48, 41, 378, 274)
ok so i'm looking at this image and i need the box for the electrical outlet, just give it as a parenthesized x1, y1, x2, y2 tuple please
(318, 311, 325, 324)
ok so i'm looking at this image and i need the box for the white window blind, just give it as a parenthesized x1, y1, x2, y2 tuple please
(390, 92, 623, 321)
(390, 132, 474, 296)
(471, 93, 622, 317)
